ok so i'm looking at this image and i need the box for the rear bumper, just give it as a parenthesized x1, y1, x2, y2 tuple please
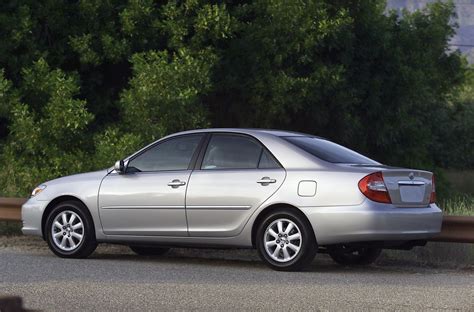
(300, 200, 443, 245)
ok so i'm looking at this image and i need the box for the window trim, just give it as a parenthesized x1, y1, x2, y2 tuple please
(194, 132, 282, 171)
(124, 133, 207, 173)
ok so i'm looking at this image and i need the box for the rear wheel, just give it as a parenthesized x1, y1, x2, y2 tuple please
(256, 209, 317, 271)
(328, 246, 381, 266)
(130, 246, 170, 256)
(45, 200, 97, 258)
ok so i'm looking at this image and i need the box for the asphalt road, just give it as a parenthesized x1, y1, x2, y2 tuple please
(0, 238, 473, 311)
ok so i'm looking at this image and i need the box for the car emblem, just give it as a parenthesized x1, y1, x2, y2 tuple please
(409, 172, 414, 180)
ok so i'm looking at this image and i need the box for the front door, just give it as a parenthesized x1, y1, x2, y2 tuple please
(98, 134, 204, 236)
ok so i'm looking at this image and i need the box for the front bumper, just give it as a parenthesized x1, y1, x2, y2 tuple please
(300, 200, 443, 245)
(21, 197, 49, 237)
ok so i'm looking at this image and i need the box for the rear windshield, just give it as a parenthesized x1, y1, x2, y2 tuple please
(283, 136, 379, 164)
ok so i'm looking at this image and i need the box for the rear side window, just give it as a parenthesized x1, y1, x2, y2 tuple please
(258, 149, 280, 169)
(202, 134, 280, 170)
(283, 136, 378, 164)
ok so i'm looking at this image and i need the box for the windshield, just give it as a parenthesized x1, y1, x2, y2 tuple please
(283, 136, 379, 165)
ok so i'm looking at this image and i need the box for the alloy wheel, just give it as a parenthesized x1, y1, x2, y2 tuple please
(51, 210, 84, 251)
(263, 218, 302, 262)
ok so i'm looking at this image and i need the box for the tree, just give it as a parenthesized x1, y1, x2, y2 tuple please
(0, 59, 92, 195)
(120, 49, 215, 142)
(210, 0, 466, 168)
(0, 0, 470, 197)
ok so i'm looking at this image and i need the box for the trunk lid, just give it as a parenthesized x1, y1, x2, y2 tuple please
(381, 169, 433, 207)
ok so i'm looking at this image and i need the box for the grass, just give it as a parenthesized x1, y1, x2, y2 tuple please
(0, 221, 22, 236)
(440, 169, 474, 216)
(439, 194, 474, 216)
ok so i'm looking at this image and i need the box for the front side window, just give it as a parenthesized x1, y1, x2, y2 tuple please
(201, 134, 279, 170)
(127, 134, 203, 172)
(283, 136, 378, 164)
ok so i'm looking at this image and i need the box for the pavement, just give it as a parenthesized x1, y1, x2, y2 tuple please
(0, 236, 473, 311)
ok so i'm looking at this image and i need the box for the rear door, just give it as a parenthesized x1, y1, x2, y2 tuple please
(186, 133, 286, 237)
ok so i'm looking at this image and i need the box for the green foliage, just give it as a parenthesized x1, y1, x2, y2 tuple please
(433, 69, 474, 169)
(93, 128, 143, 169)
(0, 221, 22, 236)
(0, 59, 93, 196)
(120, 49, 215, 141)
(159, 1, 235, 50)
(339, 1, 465, 168)
(0, 69, 18, 118)
(211, 0, 353, 130)
(0, 0, 472, 197)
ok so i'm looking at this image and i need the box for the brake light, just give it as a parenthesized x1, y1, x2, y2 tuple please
(358, 172, 392, 204)
(430, 175, 436, 204)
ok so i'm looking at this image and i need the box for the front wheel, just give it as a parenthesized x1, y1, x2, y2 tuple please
(45, 200, 97, 258)
(328, 246, 382, 266)
(256, 209, 317, 271)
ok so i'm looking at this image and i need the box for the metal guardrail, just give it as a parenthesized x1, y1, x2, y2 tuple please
(0, 198, 26, 221)
(429, 216, 474, 243)
(0, 197, 473, 243)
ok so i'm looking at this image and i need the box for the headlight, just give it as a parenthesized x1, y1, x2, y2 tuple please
(31, 185, 47, 197)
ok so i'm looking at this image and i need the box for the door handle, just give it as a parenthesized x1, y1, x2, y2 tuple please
(168, 179, 186, 188)
(257, 177, 276, 185)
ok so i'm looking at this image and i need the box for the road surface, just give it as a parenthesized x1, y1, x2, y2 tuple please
(0, 237, 473, 311)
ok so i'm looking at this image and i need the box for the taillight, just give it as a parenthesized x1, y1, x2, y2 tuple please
(430, 175, 436, 204)
(358, 171, 392, 204)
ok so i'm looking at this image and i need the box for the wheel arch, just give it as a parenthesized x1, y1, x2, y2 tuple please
(41, 195, 94, 240)
(251, 203, 317, 247)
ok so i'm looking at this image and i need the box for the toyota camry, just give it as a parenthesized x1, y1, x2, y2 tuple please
(22, 128, 442, 271)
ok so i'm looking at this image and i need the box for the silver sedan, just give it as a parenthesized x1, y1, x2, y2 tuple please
(22, 128, 442, 271)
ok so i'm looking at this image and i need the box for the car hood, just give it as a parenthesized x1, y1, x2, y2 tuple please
(43, 169, 109, 186)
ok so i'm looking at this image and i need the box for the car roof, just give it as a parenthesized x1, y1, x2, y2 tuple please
(167, 128, 313, 138)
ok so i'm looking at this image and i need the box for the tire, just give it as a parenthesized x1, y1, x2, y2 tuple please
(130, 246, 170, 256)
(328, 246, 382, 266)
(45, 200, 97, 258)
(256, 208, 317, 271)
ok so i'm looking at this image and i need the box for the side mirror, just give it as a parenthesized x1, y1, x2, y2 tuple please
(114, 160, 125, 174)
